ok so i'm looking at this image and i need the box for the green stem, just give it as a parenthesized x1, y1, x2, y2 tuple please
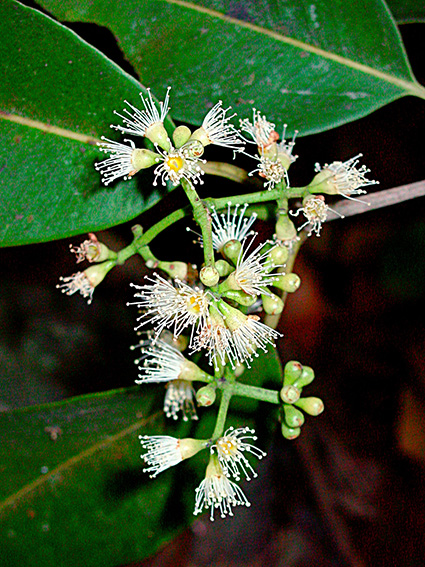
(181, 179, 215, 268)
(205, 185, 306, 211)
(231, 382, 280, 404)
(211, 384, 233, 440)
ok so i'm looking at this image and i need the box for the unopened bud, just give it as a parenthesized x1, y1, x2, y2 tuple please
(284, 360, 303, 385)
(273, 273, 301, 293)
(158, 261, 188, 281)
(215, 259, 234, 277)
(281, 421, 301, 440)
(222, 289, 258, 307)
(266, 244, 289, 268)
(280, 384, 301, 404)
(293, 366, 315, 390)
(262, 293, 284, 315)
(222, 239, 242, 264)
(275, 213, 297, 241)
(295, 397, 324, 416)
(200, 266, 219, 287)
(283, 404, 305, 428)
(196, 384, 217, 407)
(172, 125, 192, 148)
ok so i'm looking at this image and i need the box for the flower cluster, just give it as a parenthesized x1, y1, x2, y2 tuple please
(95, 88, 245, 187)
(140, 427, 265, 520)
(128, 205, 285, 370)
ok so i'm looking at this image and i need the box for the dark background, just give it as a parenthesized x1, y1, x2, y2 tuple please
(1, 7, 425, 566)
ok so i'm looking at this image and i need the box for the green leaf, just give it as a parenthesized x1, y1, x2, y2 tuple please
(0, 387, 189, 567)
(37, 0, 425, 135)
(0, 1, 174, 247)
(386, 0, 425, 24)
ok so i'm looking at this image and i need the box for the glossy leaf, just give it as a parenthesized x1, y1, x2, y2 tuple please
(37, 0, 425, 136)
(0, 1, 174, 247)
(0, 348, 283, 566)
(386, 0, 425, 24)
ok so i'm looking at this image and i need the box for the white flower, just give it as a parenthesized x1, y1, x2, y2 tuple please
(190, 306, 235, 370)
(128, 274, 211, 342)
(163, 379, 198, 421)
(277, 124, 298, 169)
(313, 154, 378, 199)
(198, 101, 245, 150)
(194, 455, 251, 521)
(111, 87, 171, 137)
(210, 203, 257, 252)
(56, 272, 95, 304)
(152, 143, 205, 187)
(94, 138, 138, 186)
(249, 156, 288, 190)
(240, 108, 279, 149)
(290, 195, 338, 237)
(218, 302, 282, 368)
(231, 238, 282, 296)
(212, 426, 266, 481)
(132, 339, 187, 383)
(140, 435, 206, 477)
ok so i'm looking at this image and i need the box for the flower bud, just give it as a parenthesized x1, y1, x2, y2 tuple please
(280, 384, 301, 404)
(172, 125, 192, 148)
(295, 397, 324, 416)
(283, 404, 305, 428)
(266, 244, 289, 268)
(273, 273, 301, 293)
(222, 289, 258, 307)
(284, 360, 303, 385)
(293, 366, 315, 389)
(196, 384, 217, 407)
(215, 259, 234, 277)
(200, 266, 220, 287)
(262, 293, 284, 315)
(275, 213, 297, 241)
(281, 421, 301, 440)
(222, 239, 242, 264)
(155, 261, 188, 280)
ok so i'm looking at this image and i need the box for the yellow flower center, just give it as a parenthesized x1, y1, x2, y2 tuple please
(166, 155, 184, 172)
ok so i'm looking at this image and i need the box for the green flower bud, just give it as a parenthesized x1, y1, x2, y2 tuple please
(196, 384, 217, 407)
(293, 366, 315, 390)
(275, 213, 297, 241)
(281, 421, 301, 440)
(222, 289, 258, 307)
(280, 384, 301, 404)
(266, 244, 289, 268)
(156, 261, 188, 280)
(262, 293, 284, 315)
(283, 404, 305, 428)
(200, 266, 220, 287)
(215, 259, 234, 277)
(284, 360, 303, 385)
(223, 239, 242, 264)
(172, 125, 192, 148)
(273, 273, 301, 293)
(295, 397, 324, 416)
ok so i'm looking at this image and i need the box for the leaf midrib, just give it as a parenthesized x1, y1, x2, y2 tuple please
(0, 110, 102, 145)
(0, 409, 161, 516)
(160, 0, 423, 96)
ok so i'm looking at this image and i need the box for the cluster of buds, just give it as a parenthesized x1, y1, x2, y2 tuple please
(279, 361, 324, 440)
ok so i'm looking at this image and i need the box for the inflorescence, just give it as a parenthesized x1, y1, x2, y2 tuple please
(57, 87, 378, 520)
